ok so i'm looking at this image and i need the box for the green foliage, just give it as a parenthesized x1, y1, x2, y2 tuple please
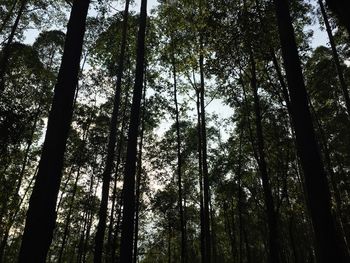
(1, 0, 350, 262)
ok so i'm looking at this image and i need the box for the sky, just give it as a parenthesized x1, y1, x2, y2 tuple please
(22, 0, 330, 141)
(24, 0, 158, 44)
(24, 0, 329, 47)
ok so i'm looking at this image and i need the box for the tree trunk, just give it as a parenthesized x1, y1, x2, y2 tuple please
(0, 165, 37, 263)
(56, 166, 75, 214)
(119, 0, 147, 261)
(107, 90, 130, 261)
(199, 35, 212, 263)
(0, 106, 41, 243)
(76, 209, 88, 263)
(273, 0, 350, 262)
(0, 0, 27, 93)
(15, 107, 41, 195)
(18, 1, 90, 261)
(249, 49, 281, 263)
(82, 181, 99, 263)
(133, 78, 146, 263)
(223, 202, 235, 261)
(235, 127, 244, 263)
(112, 195, 123, 263)
(270, 51, 292, 113)
(171, 47, 187, 263)
(93, 2, 130, 262)
(319, 0, 350, 117)
(238, 184, 244, 263)
(210, 199, 217, 263)
(196, 87, 206, 263)
(309, 101, 350, 254)
(57, 168, 82, 263)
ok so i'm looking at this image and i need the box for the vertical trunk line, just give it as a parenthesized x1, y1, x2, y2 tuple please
(133, 72, 147, 263)
(18, 1, 90, 261)
(0, 0, 27, 93)
(93, 1, 130, 262)
(273, 0, 350, 261)
(119, 0, 147, 261)
(318, 0, 350, 117)
(171, 43, 187, 263)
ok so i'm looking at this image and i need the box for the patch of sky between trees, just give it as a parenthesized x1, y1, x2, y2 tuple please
(23, 0, 329, 143)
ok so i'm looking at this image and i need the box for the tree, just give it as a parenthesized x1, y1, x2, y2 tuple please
(248, 50, 281, 263)
(1, 0, 350, 262)
(325, 0, 350, 36)
(171, 37, 187, 263)
(119, 0, 148, 262)
(93, 1, 130, 262)
(318, 0, 350, 117)
(0, 0, 27, 93)
(273, 0, 350, 262)
(18, 0, 90, 261)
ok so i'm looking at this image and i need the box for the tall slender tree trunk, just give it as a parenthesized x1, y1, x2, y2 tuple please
(270, 51, 292, 113)
(119, 0, 147, 261)
(18, 1, 90, 261)
(57, 168, 82, 263)
(133, 145, 142, 263)
(199, 36, 212, 263)
(210, 199, 217, 263)
(171, 47, 187, 263)
(196, 87, 206, 263)
(279, 153, 300, 263)
(0, 106, 41, 245)
(238, 182, 244, 263)
(273, 0, 350, 262)
(82, 180, 99, 263)
(76, 209, 88, 263)
(249, 50, 280, 263)
(223, 202, 235, 260)
(107, 91, 130, 261)
(82, 204, 94, 262)
(77, 173, 95, 263)
(0, 0, 27, 93)
(107, 168, 120, 261)
(233, 127, 244, 263)
(133, 78, 146, 263)
(93, 2, 130, 262)
(56, 166, 75, 214)
(309, 101, 350, 253)
(14, 107, 41, 195)
(319, 0, 350, 116)
(112, 195, 123, 263)
(270, 52, 318, 263)
(0, 165, 37, 263)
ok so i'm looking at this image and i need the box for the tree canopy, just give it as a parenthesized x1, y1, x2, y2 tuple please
(0, 0, 350, 262)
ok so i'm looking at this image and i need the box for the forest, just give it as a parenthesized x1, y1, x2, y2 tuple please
(0, 0, 350, 262)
